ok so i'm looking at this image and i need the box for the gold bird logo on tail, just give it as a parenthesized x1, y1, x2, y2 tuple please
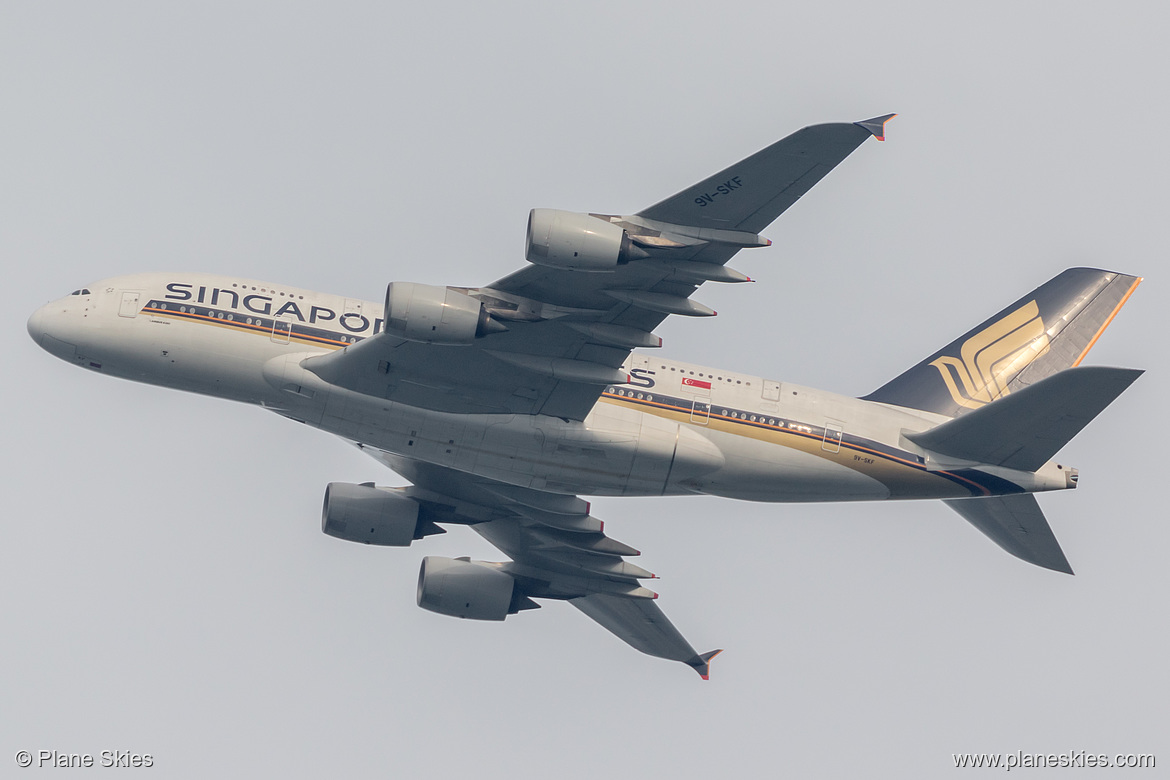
(930, 300, 1050, 409)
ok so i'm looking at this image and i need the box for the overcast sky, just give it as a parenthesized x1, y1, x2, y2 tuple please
(3, 2, 1166, 777)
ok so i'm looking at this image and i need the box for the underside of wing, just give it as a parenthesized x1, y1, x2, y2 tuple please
(572, 595, 724, 679)
(363, 449, 720, 678)
(301, 116, 891, 421)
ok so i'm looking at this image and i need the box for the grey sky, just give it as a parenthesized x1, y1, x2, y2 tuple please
(3, 2, 1166, 777)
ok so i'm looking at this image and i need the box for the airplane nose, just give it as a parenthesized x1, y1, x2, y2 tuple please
(27, 302, 79, 361)
(27, 305, 47, 344)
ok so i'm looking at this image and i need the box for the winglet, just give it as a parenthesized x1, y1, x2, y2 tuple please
(855, 113, 897, 141)
(690, 649, 724, 680)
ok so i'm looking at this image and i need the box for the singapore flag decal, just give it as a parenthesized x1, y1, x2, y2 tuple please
(681, 377, 712, 390)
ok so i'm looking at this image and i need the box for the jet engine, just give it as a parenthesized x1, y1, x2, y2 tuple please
(416, 556, 516, 621)
(321, 482, 422, 546)
(383, 283, 506, 345)
(525, 209, 648, 272)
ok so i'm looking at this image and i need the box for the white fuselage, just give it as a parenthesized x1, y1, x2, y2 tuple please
(28, 273, 1071, 502)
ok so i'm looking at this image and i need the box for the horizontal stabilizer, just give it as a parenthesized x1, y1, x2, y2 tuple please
(944, 494, 1073, 574)
(904, 366, 1142, 472)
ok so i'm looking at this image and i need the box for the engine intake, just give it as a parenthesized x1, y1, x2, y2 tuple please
(525, 209, 647, 272)
(321, 482, 421, 546)
(416, 556, 516, 621)
(383, 283, 506, 345)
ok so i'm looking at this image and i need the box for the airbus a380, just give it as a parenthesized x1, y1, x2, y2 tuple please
(28, 115, 1143, 678)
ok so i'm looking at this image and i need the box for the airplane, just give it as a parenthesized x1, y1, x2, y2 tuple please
(27, 114, 1143, 679)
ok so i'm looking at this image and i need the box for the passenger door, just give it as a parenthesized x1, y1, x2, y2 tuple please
(118, 291, 141, 318)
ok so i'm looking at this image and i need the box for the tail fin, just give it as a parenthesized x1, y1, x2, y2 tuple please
(863, 268, 1141, 417)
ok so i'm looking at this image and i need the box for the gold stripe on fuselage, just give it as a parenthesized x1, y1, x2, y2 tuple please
(142, 305, 353, 350)
(598, 393, 986, 498)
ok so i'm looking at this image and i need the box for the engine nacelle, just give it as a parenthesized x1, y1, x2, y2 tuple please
(416, 556, 516, 621)
(383, 282, 504, 345)
(525, 209, 646, 272)
(321, 482, 421, 546)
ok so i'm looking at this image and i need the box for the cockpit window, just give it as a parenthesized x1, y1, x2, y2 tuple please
(69, 289, 91, 296)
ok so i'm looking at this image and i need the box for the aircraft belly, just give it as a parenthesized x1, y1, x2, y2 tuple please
(233, 349, 995, 503)
(305, 387, 645, 496)
(552, 403, 725, 496)
(597, 393, 991, 501)
(466, 410, 698, 496)
(248, 348, 984, 503)
(295, 385, 731, 498)
(698, 429, 890, 501)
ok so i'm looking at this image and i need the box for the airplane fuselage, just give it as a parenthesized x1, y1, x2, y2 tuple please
(28, 273, 1074, 504)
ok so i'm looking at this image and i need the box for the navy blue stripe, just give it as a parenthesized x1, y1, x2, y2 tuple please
(602, 388, 1020, 497)
(142, 301, 369, 348)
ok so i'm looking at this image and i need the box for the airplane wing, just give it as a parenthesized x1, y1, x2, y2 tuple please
(304, 115, 892, 421)
(367, 449, 722, 678)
